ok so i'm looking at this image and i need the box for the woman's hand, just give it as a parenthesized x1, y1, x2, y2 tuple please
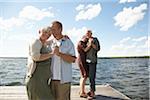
(49, 50, 54, 56)
(88, 38, 93, 45)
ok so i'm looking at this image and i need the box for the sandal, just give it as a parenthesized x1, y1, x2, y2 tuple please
(80, 93, 88, 98)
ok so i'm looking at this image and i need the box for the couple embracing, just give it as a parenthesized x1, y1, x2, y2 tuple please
(77, 30, 100, 99)
(25, 21, 76, 100)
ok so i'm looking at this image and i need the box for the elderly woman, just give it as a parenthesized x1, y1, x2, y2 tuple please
(25, 26, 54, 100)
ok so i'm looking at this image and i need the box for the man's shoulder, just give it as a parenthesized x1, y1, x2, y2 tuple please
(93, 37, 98, 40)
(63, 38, 74, 44)
(93, 37, 99, 42)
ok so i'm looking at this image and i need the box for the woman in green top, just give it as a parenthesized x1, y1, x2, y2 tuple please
(25, 26, 54, 100)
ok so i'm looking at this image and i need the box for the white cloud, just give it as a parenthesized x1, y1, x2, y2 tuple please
(120, 37, 131, 43)
(114, 3, 147, 31)
(0, 39, 29, 57)
(66, 27, 101, 56)
(0, 32, 37, 57)
(147, 37, 150, 48)
(25, 22, 35, 29)
(0, 17, 25, 31)
(19, 6, 54, 20)
(66, 27, 88, 55)
(110, 36, 149, 56)
(0, 6, 54, 31)
(132, 36, 147, 42)
(7, 33, 35, 41)
(76, 4, 84, 11)
(143, 36, 150, 49)
(75, 3, 102, 21)
(119, 0, 136, 3)
(66, 27, 88, 43)
(111, 43, 124, 50)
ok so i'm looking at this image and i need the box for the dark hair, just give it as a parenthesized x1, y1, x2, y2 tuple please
(52, 21, 63, 31)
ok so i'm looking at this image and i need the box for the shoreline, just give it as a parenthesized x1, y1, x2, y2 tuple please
(0, 56, 149, 59)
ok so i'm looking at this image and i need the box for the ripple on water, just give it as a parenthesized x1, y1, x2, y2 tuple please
(0, 58, 149, 100)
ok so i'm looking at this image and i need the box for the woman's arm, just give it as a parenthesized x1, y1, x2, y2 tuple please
(84, 44, 91, 52)
(84, 38, 98, 52)
(31, 39, 54, 61)
(38, 52, 54, 61)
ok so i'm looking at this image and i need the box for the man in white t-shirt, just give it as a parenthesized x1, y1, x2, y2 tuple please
(50, 21, 76, 100)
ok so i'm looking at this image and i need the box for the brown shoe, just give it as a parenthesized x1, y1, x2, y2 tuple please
(87, 91, 95, 97)
(87, 91, 91, 96)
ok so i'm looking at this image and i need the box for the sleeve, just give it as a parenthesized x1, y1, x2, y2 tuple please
(68, 39, 76, 56)
(30, 39, 42, 61)
(94, 37, 100, 52)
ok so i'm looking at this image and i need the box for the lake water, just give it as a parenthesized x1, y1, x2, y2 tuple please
(0, 57, 149, 100)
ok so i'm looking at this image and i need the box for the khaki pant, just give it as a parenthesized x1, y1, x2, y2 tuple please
(51, 80, 71, 100)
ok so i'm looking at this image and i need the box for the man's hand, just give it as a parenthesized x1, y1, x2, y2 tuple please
(54, 46, 60, 56)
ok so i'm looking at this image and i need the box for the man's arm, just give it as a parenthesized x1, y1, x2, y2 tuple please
(94, 38, 100, 51)
(54, 46, 76, 63)
(58, 52, 76, 63)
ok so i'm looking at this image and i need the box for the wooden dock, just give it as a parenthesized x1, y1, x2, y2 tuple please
(0, 84, 130, 100)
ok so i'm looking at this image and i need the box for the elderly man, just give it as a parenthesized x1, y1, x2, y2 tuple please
(85, 30, 100, 98)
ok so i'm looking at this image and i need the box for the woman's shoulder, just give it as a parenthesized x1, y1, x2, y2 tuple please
(30, 38, 41, 47)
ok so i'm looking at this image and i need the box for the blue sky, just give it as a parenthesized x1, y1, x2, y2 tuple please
(0, 0, 149, 57)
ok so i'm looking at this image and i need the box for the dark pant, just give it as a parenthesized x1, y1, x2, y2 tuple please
(87, 63, 97, 92)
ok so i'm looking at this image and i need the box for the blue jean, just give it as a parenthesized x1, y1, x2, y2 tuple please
(86, 63, 97, 92)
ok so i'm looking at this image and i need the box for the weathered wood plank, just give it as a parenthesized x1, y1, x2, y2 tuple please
(0, 85, 130, 100)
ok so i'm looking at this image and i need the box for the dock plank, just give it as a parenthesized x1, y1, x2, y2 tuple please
(0, 85, 130, 100)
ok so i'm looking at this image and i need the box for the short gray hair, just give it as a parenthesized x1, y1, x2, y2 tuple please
(41, 26, 51, 33)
